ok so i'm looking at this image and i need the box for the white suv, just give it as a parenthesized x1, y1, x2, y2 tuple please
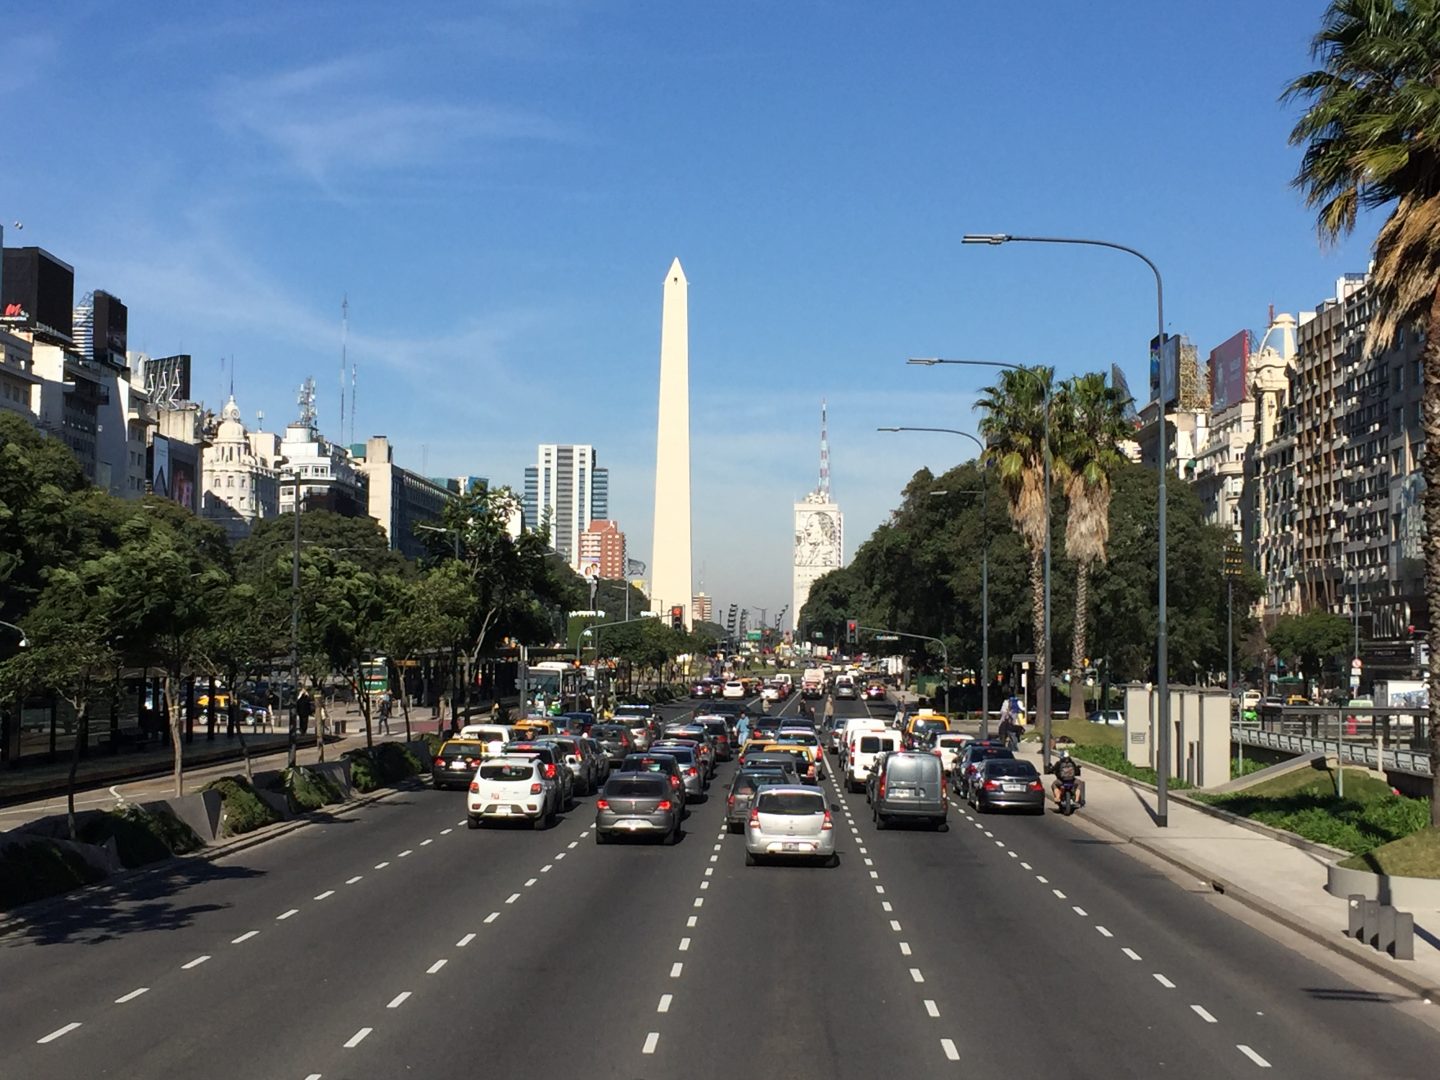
(721, 680, 746, 699)
(467, 755, 557, 830)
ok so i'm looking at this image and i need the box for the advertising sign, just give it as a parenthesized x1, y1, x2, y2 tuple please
(150, 435, 171, 499)
(1150, 334, 1180, 407)
(1209, 330, 1251, 411)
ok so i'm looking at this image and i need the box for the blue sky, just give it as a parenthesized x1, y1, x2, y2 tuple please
(1, 1, 1381, 623)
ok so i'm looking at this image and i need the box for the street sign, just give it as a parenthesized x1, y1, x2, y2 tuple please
(1351, 658, 1363, 671)
(1350, 673, 1361, 691)
(873, 634, 899, 641)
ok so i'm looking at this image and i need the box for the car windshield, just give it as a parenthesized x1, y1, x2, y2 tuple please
(757, 792, 825, 815)
(480, 763, 534, 781)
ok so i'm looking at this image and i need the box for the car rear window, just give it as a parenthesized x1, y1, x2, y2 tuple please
(757, 792, 825, 815)
(624, 757, 673, 773)
(439, 743, 484, 758)
(937, 736, 968, 748)
(592, 725, 628, 738)
(480, 762, 534, 781)
(778, 732, 818, 745)
(859, 736, 896, 753)
(985, 761, 1038, 778)
(605, 778, 667, 798)
(887, 755, 942, 780)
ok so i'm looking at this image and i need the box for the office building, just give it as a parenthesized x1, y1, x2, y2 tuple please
(202, 394, 280, 541)
(523, 444, 609, 568)
(691, 592, 712, 625)
(277, 377, 364, 518)
(353, 435, 454, 559)
(794, 401, 844, 631)
(579, 519, 627, 580)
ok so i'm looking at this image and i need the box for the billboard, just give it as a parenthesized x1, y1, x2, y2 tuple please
(142, 354, 192, 404)
(171, 445, 199, 513)
(150, 435, 172, 499)
(1209, 330, 1251, 411)
(1149, 333, 1180, 407)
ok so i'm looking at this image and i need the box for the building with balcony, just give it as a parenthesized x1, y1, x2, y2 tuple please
(578, 518, 627, 580)
(202, 394, 280, 541)
(523, 444, 609, 568)
(353, 435, 454, 559)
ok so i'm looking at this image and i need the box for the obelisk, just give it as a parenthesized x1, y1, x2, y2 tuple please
(651, 258, 693, 629)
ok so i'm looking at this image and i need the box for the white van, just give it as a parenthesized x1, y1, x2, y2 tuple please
(457, 724, 518, 756)
(845, 728, 900, 793)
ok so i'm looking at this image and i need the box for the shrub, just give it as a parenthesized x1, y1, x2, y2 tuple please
(343, 742, 421, 793)
(0, 839, 106, 909)
(202, 776, 282, 837)
(420, 732, 444, 757)
(284, 766, 344, 813)
(76, 805, 201, 868)
(1230, 756, 1267, 779)
(1069, 744, 1194, 790)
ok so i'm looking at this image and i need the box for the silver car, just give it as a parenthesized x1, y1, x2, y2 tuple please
(595, 773, 682, 844)
(648, 745, 706, 801)
(744, 785, 838, 866)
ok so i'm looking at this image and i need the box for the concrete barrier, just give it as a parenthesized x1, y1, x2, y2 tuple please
(1326, 863, 1440, 913)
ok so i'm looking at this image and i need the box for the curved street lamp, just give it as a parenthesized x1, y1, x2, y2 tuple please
(0, 620, 28, 648)
(961, 232, 1171, 826)
(878, 426, 992, 733)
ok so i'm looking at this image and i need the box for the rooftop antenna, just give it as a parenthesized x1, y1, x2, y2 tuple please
(819, 398, 830, 498)
(350, 361, 356, 448)
(229, 355, 235, 400)
(339, 295, 348, 444)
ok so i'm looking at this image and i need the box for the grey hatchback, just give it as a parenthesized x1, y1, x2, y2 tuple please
(725, 768, 790, 833)
(595, 774, 683, 843)
(872, 752, 949, 831)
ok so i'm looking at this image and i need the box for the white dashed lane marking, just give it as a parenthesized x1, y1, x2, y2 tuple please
(1072, 906, 1087, 917)
(427, 959, 447, 974)
(277, 908, 299, 920)
(910, 968, 925, 983)
(942, 1038, 960, 1061)
(387, 992, 411, 1009)
(36, 1023, 81, 1044)
(658, 994, 672, 1013)
(398, 849, 412, 858)
(374, 862, 389, 870)
(346, 875, 362, 885)
(1122, 948, 1142, 961)
(231, 931, 258, 944)
(1237, 1045, 1271, 1068)
(1191, 1005, 1218, 1023)
(642, 1032, 660, 1055)
(1096, 926, 1113, 938)
(440, 828, 452, 835)
(924, 1000, 939, 1018)
(115, 988, 148, 1004)
(314, 890, 334, 901)
(506, 893, 521, 904)
(485, 912, 500, 923)
(457, 933, 476, 947)
(181, 956, 210, 970)
(670, 963, 684, 978)
(420, 838, 433, 846)
(524, 878, 537, 887)
(890, 920, 902, 931)
(679, 938, 691, 951)
(900, 942, 912, 956)
(1153, 973, 1175, 989)
(687, 916, 698, 927)
(343, 1028, 372, 1048)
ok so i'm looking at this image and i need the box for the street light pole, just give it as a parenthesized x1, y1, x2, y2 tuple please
(962, 232, 1170, 825)
(907, 359, 1052, 765)
(878, 426, 991, 733)
(286, 468, 302, 769)
(859, 625, 948, 716)
(0, 621, 29, 648)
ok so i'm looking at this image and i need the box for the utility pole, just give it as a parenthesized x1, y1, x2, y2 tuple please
(288, 467, 302, 769)
(1223, 541, 1244, 695)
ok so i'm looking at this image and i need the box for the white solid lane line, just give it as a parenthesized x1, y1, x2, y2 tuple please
(642, 1032, 660, 1055)
(1122, 948, 1142, 961)
(658, 994, 672, 1013)
(232, 931, 259, 944)
(1191, 1005, 1218, 1023)
(670, 963, 684, 978)
(485, 912, 500, 924)
(1153, 973, 1176, 989)
(924, 1000, 939, 1018)
(387, 992, 411, 1009)
(277, 908, 299, 920)
(346, 875, 362, 885)
(36, 1022, 81, 1044)
(910, 968, 925, 983)
(343, 1027, 372, 1048)
(427, 960, 447, 974)
(1236, 1045, 1271, 1068)
(115, 988, 149, 1004)
(941, 1038, 960, 1061)
(457, 933, 476, 947)
(315, 890, 334, 900)
(182, 955, 210, 970)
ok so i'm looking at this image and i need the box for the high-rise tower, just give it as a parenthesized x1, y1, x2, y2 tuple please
(793, 399, 844, 632)
(651, 258, 693, 627)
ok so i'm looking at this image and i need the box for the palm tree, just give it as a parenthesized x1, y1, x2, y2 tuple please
(1285, 0, 1440, 822)
(976, 366, 1054, 707)
(1055, 373, 1134, 719)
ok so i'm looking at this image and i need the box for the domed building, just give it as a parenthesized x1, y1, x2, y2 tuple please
(202, 394, 279, 541)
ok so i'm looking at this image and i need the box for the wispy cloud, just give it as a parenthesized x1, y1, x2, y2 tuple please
(213, 55, 569, 188)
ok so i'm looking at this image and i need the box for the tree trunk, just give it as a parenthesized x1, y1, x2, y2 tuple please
(1422, 284, 1440, 826)
(166, 670, 185, 797)
(350, 671, 374, 750)
(399, 658, 413, 741)
(67, 694, 90, 842)
(1028, 545, 1046, 717)
(1069, 561, 1091, 720)
(227, 664, 252, 782)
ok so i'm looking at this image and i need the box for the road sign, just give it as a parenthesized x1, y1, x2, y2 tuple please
(1350, 673, 1361, 691)
(1351, 658, 1363, 671)
(873, 634, 899, 641)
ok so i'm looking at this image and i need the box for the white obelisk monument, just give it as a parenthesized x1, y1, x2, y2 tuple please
(651, 258, 693, 629)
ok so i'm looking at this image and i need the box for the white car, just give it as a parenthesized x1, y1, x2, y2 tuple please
(845, 729, 900, 793)
(1088, 710, 1125, 726)
(745, 786, 837, 866)
(467, 755, 557, 830)
(761, 684, 781, 702)
(933, 731, 973, 773)
(721, 680, 746, 699)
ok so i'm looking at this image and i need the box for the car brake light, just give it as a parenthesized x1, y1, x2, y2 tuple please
(727, 793, 734, 806)
(687, 767, 698, 777)
(469, 781, 479, 793)
(1028, 780, 1044, 791)
(748, 808, 760, 827)
(544, 763, 556, 779)
(657, 800, 673, 811)
(878, 777, 886, 799)
(530, 782, 543, 794)
(595, 798, 610, 810)
(670, 776, 681, 788)
(822, 810, 833, 830)
(984, 779, 1000, 790)
(434, 757, 446, 768)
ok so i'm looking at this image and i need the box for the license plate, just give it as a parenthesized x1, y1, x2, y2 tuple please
(1004, 784, 1023, 792)
(784, 842, 798, 851)
(496, 806, 511, 815)
(893, 789, 913, 798)
(451, 761, 468, 770)
(625, 820, 641, 830)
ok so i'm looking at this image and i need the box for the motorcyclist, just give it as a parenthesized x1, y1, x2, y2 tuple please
(1050, 749, 1085, 808)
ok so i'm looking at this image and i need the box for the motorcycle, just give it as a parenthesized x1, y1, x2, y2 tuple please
(1057, 776, 1079, 816)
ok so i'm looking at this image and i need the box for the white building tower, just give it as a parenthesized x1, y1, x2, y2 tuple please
(793, 400, 844, 632)
(650, 258, 694, 627)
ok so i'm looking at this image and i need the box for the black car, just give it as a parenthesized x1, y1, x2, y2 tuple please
(616, 752, 687, 805)
(590, 723, 636, 766)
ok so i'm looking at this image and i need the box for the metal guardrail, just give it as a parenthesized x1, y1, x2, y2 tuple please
(1232, 724, 1431, 777)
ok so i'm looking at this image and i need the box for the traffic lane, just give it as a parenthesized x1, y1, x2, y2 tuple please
(946, 789, 1440, 1076)
(2, 783, 603, 1079)
(834, 775, 1286, 1078)
(332, 760, 740, 1080)
(653, 778, 951, 1080)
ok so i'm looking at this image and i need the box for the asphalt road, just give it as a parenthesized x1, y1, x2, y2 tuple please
(3, 692, 1439, 1079)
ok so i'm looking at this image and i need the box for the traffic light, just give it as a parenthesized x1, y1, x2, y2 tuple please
(670, 605, 684, 630)
(846, 618, 858, 644)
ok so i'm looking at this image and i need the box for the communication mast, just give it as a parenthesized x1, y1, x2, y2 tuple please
(339, 295, 348, 445)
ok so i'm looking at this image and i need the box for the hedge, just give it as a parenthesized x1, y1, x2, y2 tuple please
(281, 766, 345, 813)
(202, 775, 282, 837)
(343, 742, 423, 793)
(77, 805, 203, 868)
(0, 839, 106, 910)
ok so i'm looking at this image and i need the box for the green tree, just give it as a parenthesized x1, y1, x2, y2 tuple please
(977, 366, 1055, 699)
(1055, 372, 1134, 717)
(194, 581, 288, 780)
(380, 564, 472, 738)
(1267, 611, 1353, 683)
(1285, 0, 1440, 818)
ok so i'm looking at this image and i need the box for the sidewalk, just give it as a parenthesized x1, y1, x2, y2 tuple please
(1013, 743, 1440, 998)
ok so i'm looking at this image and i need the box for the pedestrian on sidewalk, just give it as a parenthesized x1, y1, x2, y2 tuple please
(377, 690, 393, 735)
(296, 688, 314, 736)
(997, 713, 1016, 751)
